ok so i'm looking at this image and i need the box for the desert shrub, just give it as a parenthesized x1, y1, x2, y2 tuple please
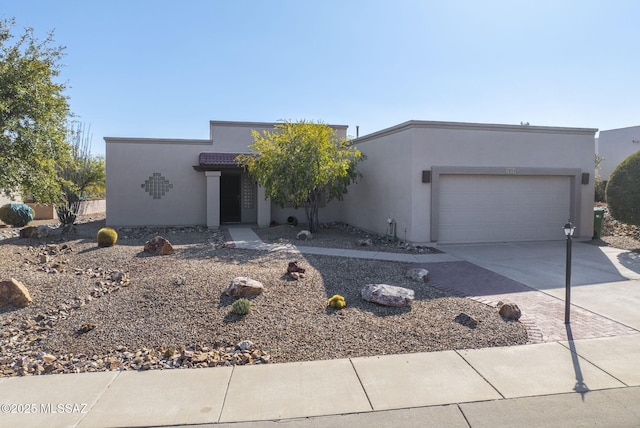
(606, 151, 640, 226)
(231, 298, 252, 315)
(0, 203, 34, 227)
(327, 294, 346, 309)
(96, 227, 118, 247)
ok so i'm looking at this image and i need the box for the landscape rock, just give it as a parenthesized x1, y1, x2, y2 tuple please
(79, 323, 96, 334)
(455, 312, 478, 328)
(288, 272, 303, 281)
(144, 236, 174, 255)
(224, 277, 264, 297)
(296, 230, 312, 240)
(356, 238, 373, 247)
(498, 301, 522, 321)
(287, 261, 306, 274)
(406, 268, 430, 282)
(237, 340, 253, 351)
(287, 261, 306, 280)
(0, 278, 33, 308)
(361, 283, 415, 307)
(19, 225, 51, 239)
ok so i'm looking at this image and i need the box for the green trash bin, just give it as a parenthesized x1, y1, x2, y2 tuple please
(593, 208, 605, 239)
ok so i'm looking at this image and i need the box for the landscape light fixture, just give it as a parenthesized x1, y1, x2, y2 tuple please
(563, 221, 575, 324)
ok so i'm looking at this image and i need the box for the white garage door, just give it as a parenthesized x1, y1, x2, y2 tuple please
(438, 175, 571, 244)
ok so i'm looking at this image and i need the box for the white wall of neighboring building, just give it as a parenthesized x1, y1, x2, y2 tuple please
(0, 192, 21, 206)
(596, 125, 640, 181)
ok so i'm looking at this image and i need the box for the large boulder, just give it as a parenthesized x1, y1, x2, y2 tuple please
(224, 277, 264, 297)
(144, 236, 174, 255)
(498, 301, 522, 321)
(361, 284, 414, 307)
(0, 278, 33, 308)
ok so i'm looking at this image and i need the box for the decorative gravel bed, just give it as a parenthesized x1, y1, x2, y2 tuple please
(0, 216, 531, 377)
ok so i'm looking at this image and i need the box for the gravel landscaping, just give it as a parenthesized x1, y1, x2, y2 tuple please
(0, 215, 533, 377)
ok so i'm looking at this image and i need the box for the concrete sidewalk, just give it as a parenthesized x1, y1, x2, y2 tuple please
(1, 335, 639, 427)
(2, 229, 640, 427)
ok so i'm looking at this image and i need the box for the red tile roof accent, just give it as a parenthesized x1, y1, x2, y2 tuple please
(198, 152, 244, 166)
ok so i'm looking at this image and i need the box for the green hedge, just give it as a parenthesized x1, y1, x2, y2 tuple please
(606, 150, 640, 225)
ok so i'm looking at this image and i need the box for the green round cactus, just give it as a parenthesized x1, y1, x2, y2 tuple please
(0, 203, 34, 227)
(231, 298, 252, 315)
(97, 227, 118, 247)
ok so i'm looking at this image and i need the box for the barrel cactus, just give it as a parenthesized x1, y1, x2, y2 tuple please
(327, 294, 346, 309)
(97, 227, 118, 247)
(0, 203, 34, 227)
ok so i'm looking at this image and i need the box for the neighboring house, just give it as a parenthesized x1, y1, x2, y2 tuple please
(596, 125, 640, 181)
(105, 120, 597, 244)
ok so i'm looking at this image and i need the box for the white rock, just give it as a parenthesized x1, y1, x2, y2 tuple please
(406, 268, 430, 282)
(361, 284, 415, 307)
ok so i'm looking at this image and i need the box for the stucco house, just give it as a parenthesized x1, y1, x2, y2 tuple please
(105, 120, 597, 244)
(596, 125, 640, 181)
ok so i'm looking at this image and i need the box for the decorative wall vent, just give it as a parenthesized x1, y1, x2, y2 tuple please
(243, 175, 255, 209)
(141, 173, 173, 199)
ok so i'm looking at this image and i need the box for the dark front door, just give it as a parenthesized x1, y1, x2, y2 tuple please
(220, 175, 241, 223)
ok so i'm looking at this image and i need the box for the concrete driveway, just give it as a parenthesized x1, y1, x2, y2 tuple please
(440, 240, 640, 332)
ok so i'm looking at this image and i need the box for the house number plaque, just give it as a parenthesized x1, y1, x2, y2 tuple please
(505, 168, 517, 174)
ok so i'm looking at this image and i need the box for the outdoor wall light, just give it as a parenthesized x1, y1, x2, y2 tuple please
(563, 221, 575, 237)
(563, 220, 575, 324)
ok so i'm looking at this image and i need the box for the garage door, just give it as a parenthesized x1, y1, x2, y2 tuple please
(438, 175, 571, 244)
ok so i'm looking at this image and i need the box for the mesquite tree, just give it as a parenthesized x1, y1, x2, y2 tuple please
(0, 18, 71, 203)
(238, 120, 364, 232)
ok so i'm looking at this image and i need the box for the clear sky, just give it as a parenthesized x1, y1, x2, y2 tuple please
(3, 0, 639, 155)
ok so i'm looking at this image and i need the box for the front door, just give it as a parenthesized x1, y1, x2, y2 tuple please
(220, 175, 241, 223)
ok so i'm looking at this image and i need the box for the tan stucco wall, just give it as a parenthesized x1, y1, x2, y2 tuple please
(106, 120, 596, 243)
(210, 121, 348, 153)
(344, 121, 597, 243)
(105, 138, 211, 227)
(106, 121, 350, 228)
(341, 127, 414, 241)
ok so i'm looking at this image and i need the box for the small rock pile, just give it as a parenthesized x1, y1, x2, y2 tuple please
(23, 243, 74, 274)
(602, 213, 640, 241)
(0, 341, 269, 377)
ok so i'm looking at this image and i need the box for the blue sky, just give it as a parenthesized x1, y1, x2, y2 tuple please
(4, 1, 639, 155)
